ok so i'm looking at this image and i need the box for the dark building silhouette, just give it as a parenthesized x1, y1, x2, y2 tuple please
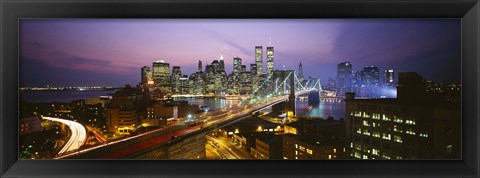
(345, 72, 461, 159)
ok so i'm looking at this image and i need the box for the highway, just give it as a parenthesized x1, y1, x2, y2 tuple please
(205, 135, 251, 159)
(42, 116, 87, 155)
(63, 89, 315, 159)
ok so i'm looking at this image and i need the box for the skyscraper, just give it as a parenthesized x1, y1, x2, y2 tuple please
(384, 69, 394, 86)
(141, 66, 151, 84)
(172, 66, 182, 93)
(298, 62, 304, 82)
(336, 62, 353, 96)
(250, 64, 258, 76)
(198, 60, 203, 72)
(153, 60, 172, 93)
(219, 55, 225, 70)
(362, 66, 380, 85)
(233, 57, 242, 75)
(266, 47, 274, 78)
(255, 46, 263, 76)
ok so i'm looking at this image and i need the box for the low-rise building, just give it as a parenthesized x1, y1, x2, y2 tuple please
(283, 134, 340, 160)
(250, 133, 282, 159)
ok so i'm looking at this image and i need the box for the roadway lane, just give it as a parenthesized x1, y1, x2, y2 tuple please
(206, 135, 252, 159)
(42, 116, 87, 155)
(99, 125, 202, 159)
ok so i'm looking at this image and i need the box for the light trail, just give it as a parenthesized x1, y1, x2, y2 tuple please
(58, 89, 315, 158)
(42, 116, 87, 155)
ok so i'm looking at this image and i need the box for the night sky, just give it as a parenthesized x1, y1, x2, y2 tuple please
(20, 19, 461, 87)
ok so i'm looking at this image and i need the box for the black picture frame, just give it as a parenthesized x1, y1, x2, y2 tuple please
(1, 0, 479, 177)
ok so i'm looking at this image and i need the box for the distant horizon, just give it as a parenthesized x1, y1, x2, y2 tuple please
(20, 19, 461, 87)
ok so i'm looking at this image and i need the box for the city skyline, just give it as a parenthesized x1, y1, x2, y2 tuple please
(20, 19, 461, 87)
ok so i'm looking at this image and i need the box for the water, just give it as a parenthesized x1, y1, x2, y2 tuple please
(20, 90, 115, 103)
(295, 100, 345, 120)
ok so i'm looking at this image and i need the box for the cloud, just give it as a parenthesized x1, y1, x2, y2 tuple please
(21, 41, 135, 74)
(332, 20, 460, 66)
(204, 30, 252, 58)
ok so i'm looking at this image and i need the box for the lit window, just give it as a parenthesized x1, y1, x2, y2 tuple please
(394, 135, 403, 143)
(405, 118, 416, 125)
(333, 149, 336, 153)
(372, 131, 380, 138)
(354, 144, 362, 151)
(356, 128, 362, 134)
(354, 111, 362, 117)
(382, 133, 391, 140)
(382, 114, 391, 121)
(406, 128, 416, 135)
(393, 116, 403, 123)
(419, 131, 429, 137)
(446, 145, 453, 154)
(372, 149, 379, 156)
(328, 155, 332, 160)
(363, 129, 371, 136)
(363, 120, 370, 127)
(354, 152, 362, 159)
(299, 146, 305, 151)
(307, 149, 313, 155)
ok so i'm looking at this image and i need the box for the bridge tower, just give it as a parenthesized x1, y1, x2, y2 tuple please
(287, 70, 296, 116)
(271, 70, 296, 116)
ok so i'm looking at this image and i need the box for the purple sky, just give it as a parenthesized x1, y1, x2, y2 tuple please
(20, 19, 461, 87)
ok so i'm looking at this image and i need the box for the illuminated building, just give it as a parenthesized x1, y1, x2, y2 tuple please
(141, 66, 152, 85)
(266, 47, 274, 78)
(106, 108, 139, 134)
(106, 85, 149, 134)
(384, 69, 394, 86)
(250, 64, 259, 92)
(336, 62, 353, 97)
(298, 62, 304, 83)
(204, 65, 215, 93)
(240, 71, 253, 94)
(152, 60, 172, 94)
(233, 57, 242, 76)
(171, 66, 182, 93)
(212, 60, 221, 72)
(179, 76, 190, 94)
(345, 73, 461, 159)
(362, 66, 380, 85)
(250, 133, 282, 159)
(250, 64, 257, 76)
(282, 118, 347, 160)
(255, 46, 263, 76)
(198, 60, 203, 72)
(219, 55, 225, 70)
(283, 134, 340, 160)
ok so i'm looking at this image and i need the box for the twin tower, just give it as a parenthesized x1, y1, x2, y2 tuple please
(255, 46, 274, 77)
